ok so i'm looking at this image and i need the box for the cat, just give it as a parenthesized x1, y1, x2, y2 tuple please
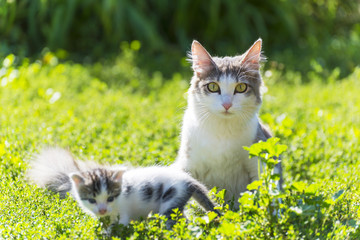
(27, 148, 219, 229)
(173, 39, 282, 208)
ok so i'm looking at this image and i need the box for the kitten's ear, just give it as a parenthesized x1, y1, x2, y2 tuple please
(70, 173, 85, 187)
(111, 168, 126, 182)
(241, 38, 263, 69)
(191, 40, 216, 77)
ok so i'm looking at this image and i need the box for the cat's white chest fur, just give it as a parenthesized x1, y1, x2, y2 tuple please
(175, 104, 259, 202)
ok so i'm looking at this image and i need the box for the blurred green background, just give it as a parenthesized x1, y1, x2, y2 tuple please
(1, 0, 359, 79)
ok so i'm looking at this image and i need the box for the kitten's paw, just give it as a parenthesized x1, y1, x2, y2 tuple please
(118, 215, 130, 226)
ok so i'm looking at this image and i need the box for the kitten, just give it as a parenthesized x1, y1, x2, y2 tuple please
(27, 148, 219, 228)
(173, 39, 282, 208)
(27, 147, 123, 222)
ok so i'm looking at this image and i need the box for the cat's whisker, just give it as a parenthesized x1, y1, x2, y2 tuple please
(243, 76, 260, 81)
(240, 69, 260, 75)
(197, 110, 211, 127)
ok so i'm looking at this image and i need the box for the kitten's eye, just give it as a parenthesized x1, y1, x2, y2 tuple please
(107, 196, 114, 202)
(207, 82, 220, 93)
(235, 83, 248, 93)
(88, 198, 96, 204)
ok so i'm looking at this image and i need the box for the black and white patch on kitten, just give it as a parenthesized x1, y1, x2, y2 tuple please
(116, 166, 219, 228)
(27, 148, 219, 229)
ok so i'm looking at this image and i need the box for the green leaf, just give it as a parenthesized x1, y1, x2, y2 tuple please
(206, 211, 218, 223)
(270, 174, 280, 181)
(332, 189, 345, 201)
(247, 180, 262, 191)
(244, 138, 287, 159)
(291, 181, 307, 192)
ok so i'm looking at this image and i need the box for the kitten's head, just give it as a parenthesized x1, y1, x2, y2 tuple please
(188, 39, 264, 119)
(70, 168, 125, 218)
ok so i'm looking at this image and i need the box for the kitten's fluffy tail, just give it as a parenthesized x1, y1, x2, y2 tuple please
(190, 180, 221, 216)
(26, 148, 82, 198)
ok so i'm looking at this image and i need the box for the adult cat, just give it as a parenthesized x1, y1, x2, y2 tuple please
(174, 39, 282, 208)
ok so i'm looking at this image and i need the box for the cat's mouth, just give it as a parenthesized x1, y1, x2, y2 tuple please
(98, 212, 109, 217)
(222, 111, 233, 116)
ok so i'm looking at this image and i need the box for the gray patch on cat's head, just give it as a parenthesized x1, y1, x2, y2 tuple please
(76, 168, 122, 199)
(188, 41, 265, 104)
(190, 56, 263, 103)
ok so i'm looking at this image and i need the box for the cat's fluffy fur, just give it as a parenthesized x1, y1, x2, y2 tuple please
(174, 39, 282, 207)
(27, 148, 219, 228)
(117, 166, 219, 227)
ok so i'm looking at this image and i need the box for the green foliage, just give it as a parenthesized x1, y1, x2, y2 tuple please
(0, 0, 359, 78)
(1, 52, 360, 239)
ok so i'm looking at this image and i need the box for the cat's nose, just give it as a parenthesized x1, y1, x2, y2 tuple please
(222, 102, 232, 110)
(99, 208, 107, 215)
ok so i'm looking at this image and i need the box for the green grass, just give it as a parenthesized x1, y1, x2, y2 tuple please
(1, 51, 360, 239)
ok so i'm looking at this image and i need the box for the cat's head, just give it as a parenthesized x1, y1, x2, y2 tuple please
(188, 39, 264, 119)
(70, 167, 126, 218)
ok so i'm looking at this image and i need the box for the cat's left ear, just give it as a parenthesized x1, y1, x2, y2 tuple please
(111, 167, 127, 182)
(241, 38, 263, 69)
(70, 173, 85, 187)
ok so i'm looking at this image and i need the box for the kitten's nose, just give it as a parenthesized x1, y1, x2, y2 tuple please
(222, 102, 232, 110)
(99, 208, 107, 215)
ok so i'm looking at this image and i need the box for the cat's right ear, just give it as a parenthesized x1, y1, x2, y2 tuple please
(241, 38, 263, 69)
(70, 173, 85, 187)
(190, 40, 216, 78)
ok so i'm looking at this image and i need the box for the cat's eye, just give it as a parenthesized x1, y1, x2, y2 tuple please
(107, 196, 115, 202)
(207, 82, 220, 93)
(235, 83, 248, 93)
(88, 198, 96, 204)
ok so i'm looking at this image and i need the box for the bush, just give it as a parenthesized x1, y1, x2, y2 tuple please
(1, 0, 359, 78)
